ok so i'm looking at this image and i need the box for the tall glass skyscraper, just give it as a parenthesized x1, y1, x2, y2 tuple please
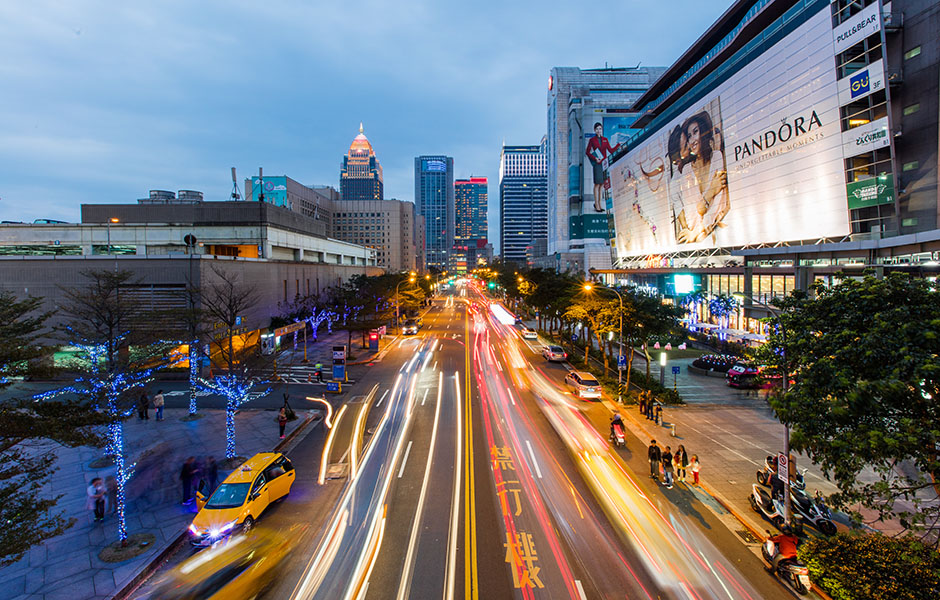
(340, 123, 384, 201)
(455, 177, 488, 242)
(499, 142, 547, 265)
(414, 156, 455, 270)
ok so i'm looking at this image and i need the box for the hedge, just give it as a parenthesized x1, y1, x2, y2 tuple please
(799, 532, 940, 600)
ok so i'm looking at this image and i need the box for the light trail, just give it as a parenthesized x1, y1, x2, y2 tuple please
(318, 404, 348, 484)
(444, 372, 463, 600)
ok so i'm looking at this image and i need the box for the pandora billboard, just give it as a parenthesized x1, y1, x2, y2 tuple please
(609, 6, 851, 257)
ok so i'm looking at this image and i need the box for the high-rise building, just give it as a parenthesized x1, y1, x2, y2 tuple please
(455, 177, 488, 242)
(499, 142, 548, 265)
(340, 124, 384, 201)
(546, 66, 665, 274)
(414, 155, 454, 270)
(331, 197, 418, 274)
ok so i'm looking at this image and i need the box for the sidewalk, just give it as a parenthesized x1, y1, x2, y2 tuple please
(0, 408, 309, 600)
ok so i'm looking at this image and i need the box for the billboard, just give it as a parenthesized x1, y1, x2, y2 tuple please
(249, 176, 288, 207)
(581, 110, 639, 205)
(609, 6, 850, 257)
(422, 159, 447, 172)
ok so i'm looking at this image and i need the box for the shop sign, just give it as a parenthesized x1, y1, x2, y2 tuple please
(842, 117, 890, 155)
(846, 174, 894, 210)
(832, 1, 882, 54)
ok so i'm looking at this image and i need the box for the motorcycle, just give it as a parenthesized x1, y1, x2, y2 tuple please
(749, 484, 803, 534)
(791, 488, 837, 536)
(610, 422, 626, 448)
(761, 535, 811, 595)
(757, 455, 807, 490)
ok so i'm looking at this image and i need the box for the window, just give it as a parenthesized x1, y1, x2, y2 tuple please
(845, 147, 892, 183)
(904, 46, 921, 60)
(903, 104, 920, 116)
(836, 33, 882, 79)
(902, 161, 919, 172)
(840, 90, 887, 131)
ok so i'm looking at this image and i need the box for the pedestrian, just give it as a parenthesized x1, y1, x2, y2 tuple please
(647, 440, 661, 481)
(205, 456, 218, 495)
(153, 389, 165, 421)
(180, 457, 198, 504)
(691, 454, 701, 485)
(662, 445, 674, 489)
(105, 475, 118, 514)
(638, 392, 647, 416)
(86, 477, 106, 522)
(675, 445, 689, 483)
(278, 407, 288, 439)
(137, 391, 149, 420)
(655, 402, 663, 425)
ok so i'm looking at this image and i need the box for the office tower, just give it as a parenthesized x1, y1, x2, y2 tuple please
(455, 177, 488, 242)
(331, 197, 419, 273)
(414, 155, 454, 270)
(499, 142, 547, 265)
(340, 123, 384, 201)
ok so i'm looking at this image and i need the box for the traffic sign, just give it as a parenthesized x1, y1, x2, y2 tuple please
(617, 355, 626, 370)
(571, 334, 577, 342)
(274, 321, 305, 337)
(326, 380, 340, 393)
(777, 452, 789, 481)
(332, 345, 346, 360)
(672, 366, 681, 375)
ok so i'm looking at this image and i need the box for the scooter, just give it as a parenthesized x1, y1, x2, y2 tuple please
(757, 455, 807, 490)
(749, 484, 804, 534)
(610, 422, 626, 448)
(761, 534, 811, 595)
(791, 488, 837, 536)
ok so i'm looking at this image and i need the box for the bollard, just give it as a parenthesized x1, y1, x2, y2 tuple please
(671, 423, 677, 437)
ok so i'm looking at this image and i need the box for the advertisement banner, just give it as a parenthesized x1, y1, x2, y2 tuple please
(842, 116, 890, 155)
(837, 59, 885, 105)
(582, 109, 635, 201)
(846, 173, 894, 209)
(832, 1, 882, 55)
(609, 7, 849, 257)
(249, 176, 288, 207)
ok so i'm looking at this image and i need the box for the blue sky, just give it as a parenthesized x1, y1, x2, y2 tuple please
(0, 0, 730, 252)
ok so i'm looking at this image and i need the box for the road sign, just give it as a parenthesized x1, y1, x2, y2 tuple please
(571, 334, 577, 342)
(332, 364, 346, 381)
(274, 321, 305, 338)
(777, 452, 789, 481)
(617, 355, 626, 370)
(332, 345, 346, 360)
(672, 366, 681, 375)
(326, 380, 340, 393)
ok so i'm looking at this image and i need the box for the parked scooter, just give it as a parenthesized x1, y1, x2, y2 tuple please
(761, 532, 811, 595)
(756, 455, 807, 490)
(791, 488, 837, 535)
(749, 484, 804, 534)
(610, 422, 626, 448)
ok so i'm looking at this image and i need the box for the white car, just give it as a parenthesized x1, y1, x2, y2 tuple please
(541, 345, 567, 362)
(564, 371, 602, 399)
(520, 327, 538, 340)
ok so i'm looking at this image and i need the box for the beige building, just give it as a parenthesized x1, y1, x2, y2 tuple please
(331, 198, 418, 273)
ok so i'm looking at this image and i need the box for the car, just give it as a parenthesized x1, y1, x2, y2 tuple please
(726, 363, 783, 389)
(402, 320, 419, 335)
(189, 453, 295, 546)
(542, 345, 567, 362)
(564, 371, 602, 399)
(521, 327, 538, 340)
(143, 528, 300, 600)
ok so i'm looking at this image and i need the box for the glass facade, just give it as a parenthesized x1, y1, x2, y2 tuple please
(414, 156, 454, 270)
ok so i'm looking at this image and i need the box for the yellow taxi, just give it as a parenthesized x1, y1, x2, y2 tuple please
(144, 528, 301, 600)
(189, 452, 294, 546)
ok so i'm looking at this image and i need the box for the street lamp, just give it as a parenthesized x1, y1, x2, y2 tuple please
(583, 282, 624, 404)
(396, 275, 417, 332)
(733, 291, 793, 527)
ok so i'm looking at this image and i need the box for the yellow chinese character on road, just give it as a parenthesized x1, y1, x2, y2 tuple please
(504, 532, 544, 588)
(491, 446, 515, 471)
(496, 480, 523, 516)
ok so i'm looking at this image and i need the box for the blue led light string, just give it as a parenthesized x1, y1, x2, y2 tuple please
(197, 373, 271, 459)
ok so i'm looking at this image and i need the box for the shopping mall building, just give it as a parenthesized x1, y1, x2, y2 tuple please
(596, 0, 939, 333)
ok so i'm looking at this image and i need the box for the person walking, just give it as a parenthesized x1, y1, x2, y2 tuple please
(662, 446, 675, 489)
(690, 454, 701, 485)
(647, 440, 661, 481)
(675, 445, 689, 483)
(105, 475, 118, 514)
(278, 407, 288, 440)
(137, 391, 150, 420)
(86, 478, 106, 522)
(638, 391, 647, 416)
(153, 390, 165, 421)
(180, 457, 198, 504)
(205, 456, 218, 495)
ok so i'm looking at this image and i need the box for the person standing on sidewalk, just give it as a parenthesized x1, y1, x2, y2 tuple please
(205, 456, 218, 495)
(638, 391, 647, 417)
(153, 390, 165, 421)
(86, 478, 106, 522)
(137, 391, 149, 420)
(662, 446, 675, 489)
(648, 440, 661, 481)
(675, 445, 689, 482)
(180, 457, 198, 504)
(690, 454, 701, 485)
(278, 407, 288, 440)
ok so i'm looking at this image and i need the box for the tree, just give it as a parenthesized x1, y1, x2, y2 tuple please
(622, 288, 684, 380)
(199, 265, 269, 460)
(174, 282, 211, 416)
(565, 295, 619, 371)
(38, 269, 177, 546)
(760, 273, 940, 538)
(0, 292, 109, 566)
(708, 293, 738, 341)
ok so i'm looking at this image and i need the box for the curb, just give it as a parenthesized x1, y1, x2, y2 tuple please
(110, 412, 318, 600)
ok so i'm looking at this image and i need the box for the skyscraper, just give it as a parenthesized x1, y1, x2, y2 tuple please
(455, 177, 488, 242)
(499, 142, 547, 265)
(414, 156, 454, 270)
(340, 123, 384, 201)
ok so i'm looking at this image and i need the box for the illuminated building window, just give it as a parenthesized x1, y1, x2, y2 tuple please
(903, 46, 921, 60)
(903, 103, 920, 116)
(902, 161, 919, 172)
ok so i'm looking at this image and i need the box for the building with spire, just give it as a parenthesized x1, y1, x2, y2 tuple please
(340, 123, 384, 201)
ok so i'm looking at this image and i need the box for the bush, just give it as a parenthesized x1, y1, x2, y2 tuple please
(799, 533, 940, 600)
(691, 354, 740, 373)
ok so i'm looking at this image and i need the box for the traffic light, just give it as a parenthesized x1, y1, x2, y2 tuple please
(488, 282, 496, 289)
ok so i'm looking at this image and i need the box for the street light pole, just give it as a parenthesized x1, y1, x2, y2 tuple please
(734, 292, 792, 527)
(396, 273, 417, 332)
(584, 282, 624, 404)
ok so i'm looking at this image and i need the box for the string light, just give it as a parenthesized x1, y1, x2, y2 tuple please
(197, 373, 271, 459)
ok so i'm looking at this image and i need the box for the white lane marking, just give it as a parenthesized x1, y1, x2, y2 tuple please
(396, 369, 444, 599)
(397, 441, 413, 478)
(575, 580, 588, 600)
(421, 388, 429, 406)
(432, 360, 438, 371)
(525, 440, 542, 479)
(376, 389, 389, 408)
(506, 387, 515, 406)
(444, 372, 462, 600)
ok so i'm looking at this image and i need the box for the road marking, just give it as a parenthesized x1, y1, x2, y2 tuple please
(445, 372, 463, 600)
(432, 360, 438, 371)
(421, 388, 429, 406)
(525, 440, 542, 479)
(398, 441, 413, 478)
(376, 389, 389, 408)
(575, 580, 588, 600)
(506, 387, 515, 406)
